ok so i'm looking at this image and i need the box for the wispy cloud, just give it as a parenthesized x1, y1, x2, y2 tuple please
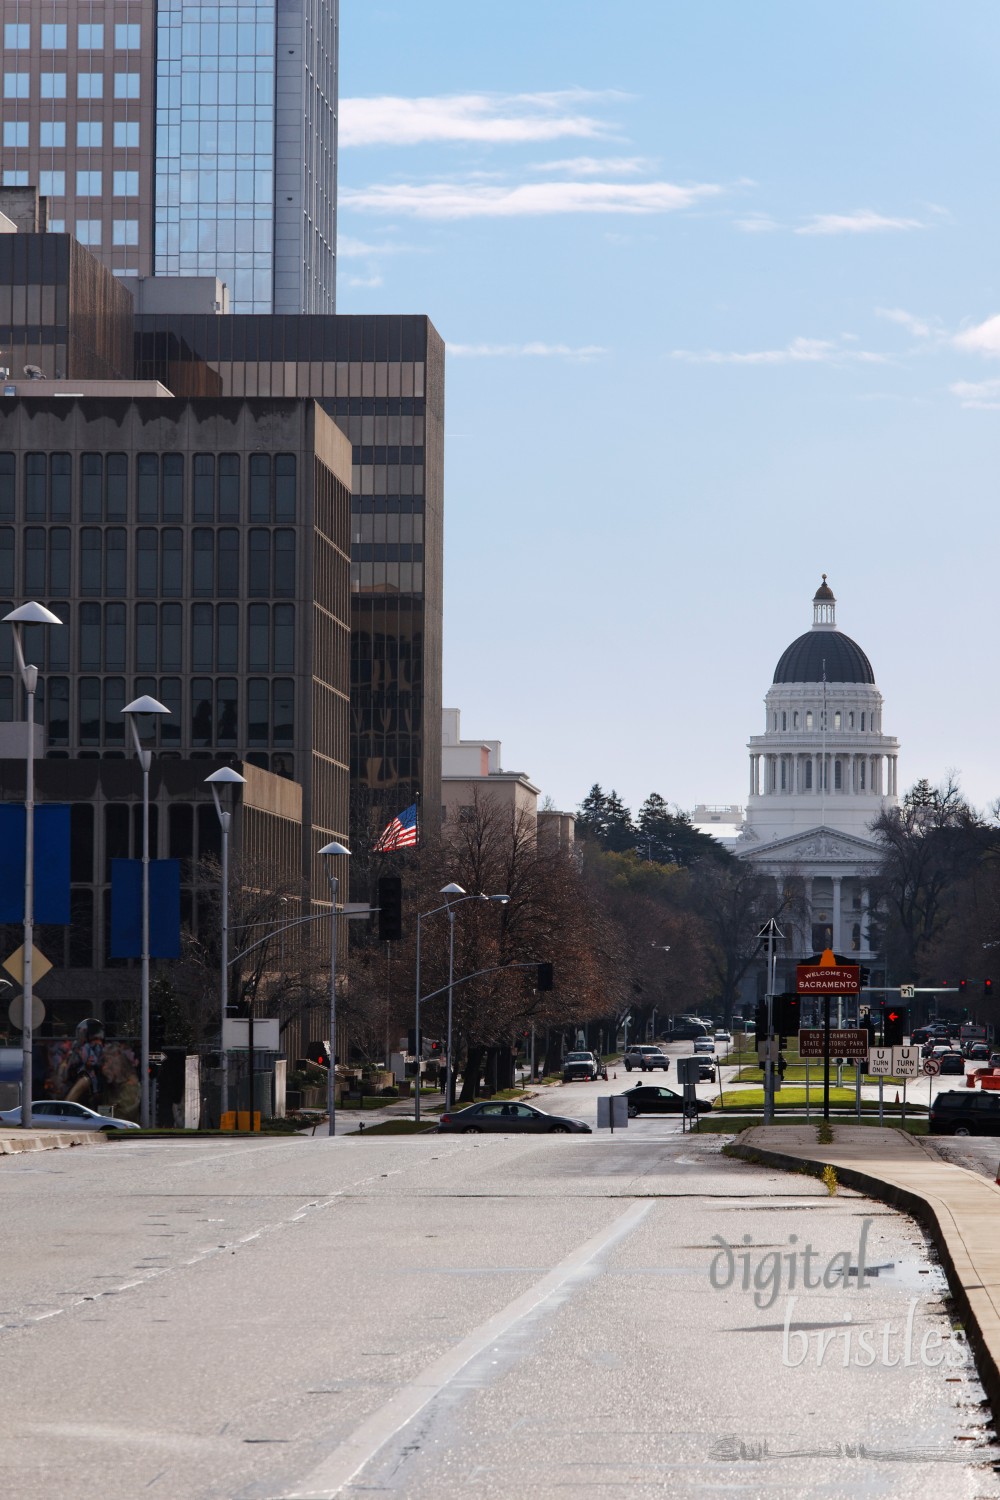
(344, 274, 384, 290)
(734, 212, 781, 233)
(671, 336, 887, 366)
(953, 314, 1000, 356)
(795, 209, 925, 236)
(950, 377, 1000, 409)
(338, 234, 421, 259)
(339, 90, 622, 148)
(531, 155, 652, 176)
(449, 342, 607, 362)
(876, 306, 936, 339)
(341, 178, 721, 219)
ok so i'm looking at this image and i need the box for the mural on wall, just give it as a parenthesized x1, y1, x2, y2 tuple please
(45, 1019, 140, 1122)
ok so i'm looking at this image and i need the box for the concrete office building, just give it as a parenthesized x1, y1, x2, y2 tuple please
(133, 311, 445, 832)
(0, 0, 337, 311)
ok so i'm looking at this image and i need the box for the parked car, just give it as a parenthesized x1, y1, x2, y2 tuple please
(436, 1101, 590, 1134)
(0, 1101, 140, 1131)
(938, 1053, 967, 1075)
(929, 1091, 1000, 1135)
(562, 1051, 606, 1082)
(623, 1045, 670, 1072)
(693, 1036, 716, 1055)
(622, 1085, 713, 1118)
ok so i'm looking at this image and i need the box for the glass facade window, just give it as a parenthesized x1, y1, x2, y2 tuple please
(0, 454, 14, 520)
(3, 74, 29, 97)
(4, 121, 28, 147)
(41, 73, 67, 99)
(217, 604, 238, 669)
(51, 455, 71, 517)
(77, 73, 103, 99)
(193, 455, 214, 520)
(77, 24, 104, 49)
(76, 121, 101, 147)
(114, 73, 140, 99)
(39, 171, 65, 198)
(218, 454, 239, 519)
(2, 171, 29, 186)
(41, 23, 67, 47)
(114, 120, 139, 148)
(42, 121, 66, 147)
(113, 220, 139, 246)
(136, 602, 157, 670)
(4, 24, 28, 47)
(114, 170, 138, 197)
(77, 170, 102, 196)
(115, 24, 141, 49)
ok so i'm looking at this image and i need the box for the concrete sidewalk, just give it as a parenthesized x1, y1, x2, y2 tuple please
(730, 1123, 1000, 1415)
(0, 1129, 106, 1155)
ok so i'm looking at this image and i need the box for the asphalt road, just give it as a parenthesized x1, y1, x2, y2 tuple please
(1, 1128, 997, 1500)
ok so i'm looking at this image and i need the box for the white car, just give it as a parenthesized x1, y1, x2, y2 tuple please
(693, 1036, 716, 1055)
(623, 1045, 671, 1073)
(0, 1101, 140, 1131)
(714, 1030, 732, 1045)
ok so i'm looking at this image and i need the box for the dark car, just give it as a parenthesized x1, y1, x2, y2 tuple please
(693, 1055, 717, 1082)
(965, 1042, 991, 1062)
(436, 1101, 591, 1134)
(938, 1053, 967, 1076)
(929, 1090, 1000, 1135)
(622, 1085, 712, 1118)
(667, 1022, 710, 1041)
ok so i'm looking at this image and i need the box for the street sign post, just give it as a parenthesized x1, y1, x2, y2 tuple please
(867, 1048, 892, 1075)
(596, 1095, 628, 1132)
(923, 1055, 940, 1115)
(892, 1046, 919, 1079)
(800, 1028, 868, 1059)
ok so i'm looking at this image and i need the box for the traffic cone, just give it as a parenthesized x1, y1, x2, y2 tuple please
(895, 1091, 900, 1105)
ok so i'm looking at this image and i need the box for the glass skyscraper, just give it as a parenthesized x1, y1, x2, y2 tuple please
(0, 0, 338, 312)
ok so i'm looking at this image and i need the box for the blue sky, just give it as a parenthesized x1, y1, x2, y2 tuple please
(339, 1, 1000, 820)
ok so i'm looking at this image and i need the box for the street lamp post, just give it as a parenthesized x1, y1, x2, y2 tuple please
(4, 602, 61, 1128)
(123, 695, 171, 1130)
(319, 840, 351, 1137)
(205, 767, 246, 1125)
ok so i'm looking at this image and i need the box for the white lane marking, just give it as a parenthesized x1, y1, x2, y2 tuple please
(279, 1199, 653, 1500)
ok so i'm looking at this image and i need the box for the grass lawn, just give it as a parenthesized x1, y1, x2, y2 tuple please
(697, 1114, 930, 1136)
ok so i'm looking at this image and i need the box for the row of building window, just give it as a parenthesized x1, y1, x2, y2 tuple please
(0, 168, 138, 196)
(0, 526, 297, 598)
(4, 120, 140, 149)
(771, 709, 877, 732)
(767, 757, 877, 791)
(4, 23, 141, 49)
(0, 601, 295, 675)
(0, 452, 297, 523)
(0, 674, 296, 749)
(3, 72, 140, 100)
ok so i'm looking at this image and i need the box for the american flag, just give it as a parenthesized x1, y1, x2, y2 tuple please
(374, 802, 419, 852)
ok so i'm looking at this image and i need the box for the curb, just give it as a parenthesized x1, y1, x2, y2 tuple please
(727, 1131, 1000, 1420)
(0, 1130, 106, 1155)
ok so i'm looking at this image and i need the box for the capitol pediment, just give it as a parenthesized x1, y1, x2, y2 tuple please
(739, 825, 880, 866)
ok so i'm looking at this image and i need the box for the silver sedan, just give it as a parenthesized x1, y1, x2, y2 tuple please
(0, 1101, 140, 1131)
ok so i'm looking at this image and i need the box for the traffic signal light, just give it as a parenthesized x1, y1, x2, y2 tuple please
(407, 1029, 419, 1056)
(536, 962, 554, 991)
(862, 1009, 876, 1039)
(306, 1042, 330, 1068)
(985, 979, 994, 1001)
(755, 1000, 768, 1036)
(377, 876, 403, 941)
(430, 1040, 443, 1056)
(884, 1006, 908, 1046)
(959, 978, 968, 997)
(772, 993, 801, 1041)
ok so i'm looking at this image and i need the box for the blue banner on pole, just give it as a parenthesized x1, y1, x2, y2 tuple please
(110, 859, 181, 959)
(0, 805, 71, 923)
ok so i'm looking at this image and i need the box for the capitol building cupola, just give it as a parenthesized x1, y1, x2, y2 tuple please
(742, 577, 900, 847)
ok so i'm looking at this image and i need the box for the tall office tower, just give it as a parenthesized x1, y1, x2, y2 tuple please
(0, 0, 338, 311)
(134, 313, 445, 831)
